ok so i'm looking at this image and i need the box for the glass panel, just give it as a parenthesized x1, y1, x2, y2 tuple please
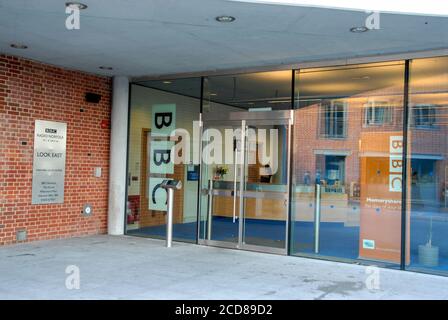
(125, 78, 201, 243)
(199, 123, 242, 244)
(242, 123, 289, 249)
(407, 56, 448, 274)
(291, 61, 405, 266)
(203, 70, 292, 112)
(199, 71, 291, 251)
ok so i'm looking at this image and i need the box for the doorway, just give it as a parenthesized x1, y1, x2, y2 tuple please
(198, 110, 292, 254)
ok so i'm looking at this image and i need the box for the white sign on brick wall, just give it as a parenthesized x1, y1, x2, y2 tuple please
(31, 120, 67, 204)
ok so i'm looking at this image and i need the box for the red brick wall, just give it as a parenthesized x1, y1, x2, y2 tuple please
(0, 55, 111, 245)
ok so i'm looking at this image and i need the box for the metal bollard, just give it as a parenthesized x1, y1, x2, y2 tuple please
(166, 188, 174, 248)
(314, 183, 321, 254)
(160, 180, 182, 248)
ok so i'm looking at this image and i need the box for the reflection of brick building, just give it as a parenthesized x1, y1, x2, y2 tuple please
(293, 96, 403, 200)
(408, 113, 448, 207)
(293, 82, 448, 263)
(293, 93, 448, 209)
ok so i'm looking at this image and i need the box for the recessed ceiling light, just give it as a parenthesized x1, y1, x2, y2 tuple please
(163, 81, 172, 84)
(210, 93, 217, 96)
(99, 66, 113, 70)
(10, 43, 28, 49)
(65, 2, 88, 10)
(215, 15, 236, 23)
(350, 26, 369, 33)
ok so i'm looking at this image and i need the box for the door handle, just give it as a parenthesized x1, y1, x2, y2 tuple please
(233, 147, 238, 223)
(207, 180, 213, 241)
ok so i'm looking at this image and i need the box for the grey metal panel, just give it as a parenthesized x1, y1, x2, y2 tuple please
(240, 244, 287, 255)
(211, 189, 287, 200)
(198, 239, 239, 249)
(238, 121, 246, 248)
(228, 110, 292, 121)
(202, 110, 291, 123)
(242, 190, 287, 200)
(198, 239, 286, 255)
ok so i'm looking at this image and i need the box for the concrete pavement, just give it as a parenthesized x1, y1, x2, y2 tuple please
(0, 235, 447, 300)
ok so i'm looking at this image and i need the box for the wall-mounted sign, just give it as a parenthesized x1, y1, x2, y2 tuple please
(359, 131, 407, 264)
(150, 140, 174, 174)
(151, 104, 176, 137)
(31, 120, 67, 204)
(389, 136, 403, 192)
(149, 177, 172, 211)
(148, 104, 176, 211)
(187, 164, 200, 181)
(362, 239, 375, 250)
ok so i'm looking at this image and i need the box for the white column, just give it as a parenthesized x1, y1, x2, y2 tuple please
(108, 76, 129, 235)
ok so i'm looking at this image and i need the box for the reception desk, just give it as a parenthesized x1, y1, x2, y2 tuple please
(211, 181, 288, 220)
(210, 181, 354, 224)
(293, 185, 352, 224)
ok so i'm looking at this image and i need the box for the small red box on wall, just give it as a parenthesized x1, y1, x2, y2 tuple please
(101, 119, 110, 129)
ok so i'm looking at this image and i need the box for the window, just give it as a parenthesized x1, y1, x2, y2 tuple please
(293, 61, 405, 265)
(125, 78, 202, 243)
(315, 155, 346, 193)
(364, 101, 393, 126)
(412, 104, 437, 128)
(407, 57, 448, 275)
(320, 100, 347, 138)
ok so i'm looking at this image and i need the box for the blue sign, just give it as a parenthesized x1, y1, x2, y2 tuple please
(187, 165, 199, 181)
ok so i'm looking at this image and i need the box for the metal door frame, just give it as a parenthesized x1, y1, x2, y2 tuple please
(198, 110, 293, 255)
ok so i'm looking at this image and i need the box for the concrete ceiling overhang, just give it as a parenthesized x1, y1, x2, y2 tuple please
(229, 1, 448, 17)
(0, 0, 447, 77)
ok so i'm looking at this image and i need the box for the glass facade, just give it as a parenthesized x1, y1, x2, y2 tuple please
(407, 57, 448, 274)
(126, 55, 448, 276)
(291, 62, 405, 266)
(125, 78, 201, 243)
(198, 72, 291, 253)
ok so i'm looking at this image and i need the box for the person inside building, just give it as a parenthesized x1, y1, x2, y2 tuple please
(260, 164, 273, 183)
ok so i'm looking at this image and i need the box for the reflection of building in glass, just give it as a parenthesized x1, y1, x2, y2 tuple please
(123, 57, 448, 276)
(292, 58, 448, 269)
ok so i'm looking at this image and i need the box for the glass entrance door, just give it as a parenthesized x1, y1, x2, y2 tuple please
(198, 121, 242, 248)
(198, 111, 292, 254)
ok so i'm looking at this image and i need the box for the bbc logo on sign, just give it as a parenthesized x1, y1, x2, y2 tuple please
(45, 128, 57, 134)
(389, 136, 403, 193)
(148, 104, 176, 212)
